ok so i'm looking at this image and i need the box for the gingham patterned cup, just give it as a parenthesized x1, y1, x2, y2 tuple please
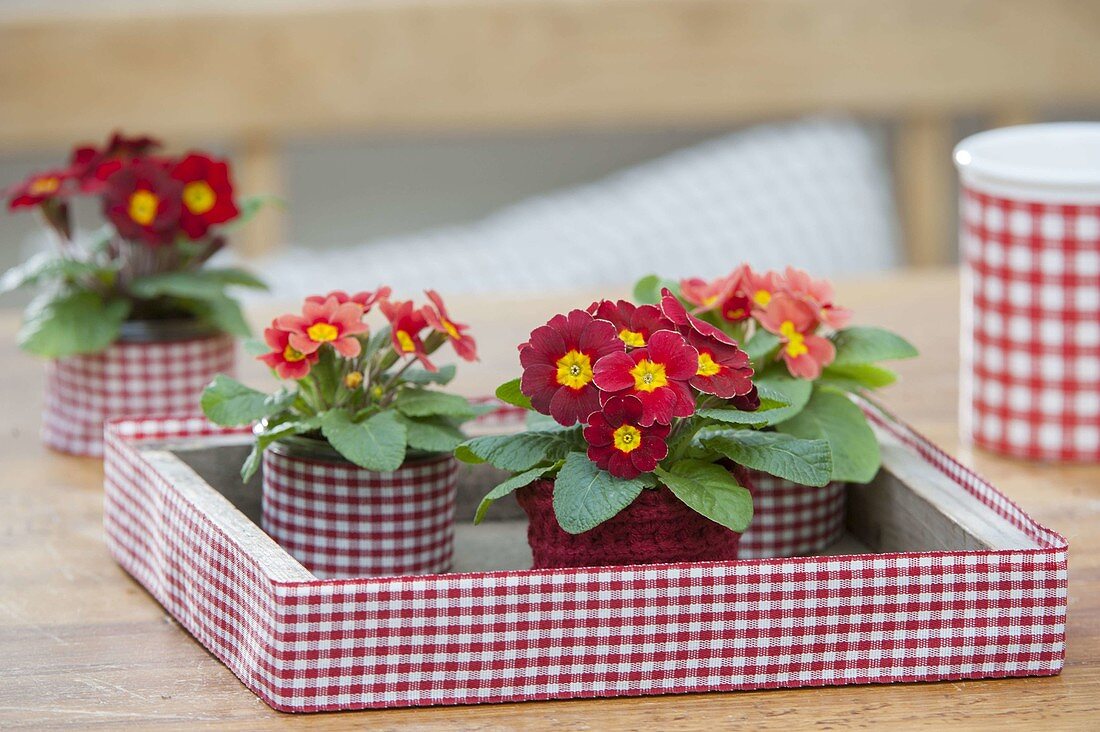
(261, 446, 459, 579)
(737, 470, 847, 559)
(42, 322, 235, 457)
(956, 124, 1100, 461)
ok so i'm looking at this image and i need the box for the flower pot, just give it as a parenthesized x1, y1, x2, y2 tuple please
(737, 470, 847, 559)
(41, 319, 235, 457)
(261, 439, 459, 579)
(516, 480, 742, 569)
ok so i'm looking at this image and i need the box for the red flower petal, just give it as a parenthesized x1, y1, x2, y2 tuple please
(591, 351, 637, 392)
(549, 384, 602, 426)
(645, 330, 699, 381)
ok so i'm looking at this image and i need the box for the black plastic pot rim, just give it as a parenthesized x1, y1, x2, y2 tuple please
(117, 317, 224, 344)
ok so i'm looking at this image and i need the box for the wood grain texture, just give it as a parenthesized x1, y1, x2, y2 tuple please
(2, 0, 1100, 148)
(1, 269, 1098, 728)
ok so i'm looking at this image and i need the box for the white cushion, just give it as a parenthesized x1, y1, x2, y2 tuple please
(256, 117, 899, 299)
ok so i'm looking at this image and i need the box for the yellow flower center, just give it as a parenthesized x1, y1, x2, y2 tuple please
(619, 329, 646, 347)
(753, 289, 772, 307)
(29, 176, 60, 196)
(128, 190, 159, 226)
(555, 350, 593, 389)
(182, 180, 216, 215)
(282, 345, 306, 362)
(726, 307, 746, 320)
(441, 318, 460, 340)
(396, 330, 416, 352)
(307, 322, 339, 343)
(780, 320, 808, 357)
(703, 294, 719, 306)
(696, 351, 721, 377)
(629, 359, 668, 393)
(612, 424, 643, 454)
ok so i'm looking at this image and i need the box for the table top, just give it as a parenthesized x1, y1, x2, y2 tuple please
(1, 268, 1097, 730)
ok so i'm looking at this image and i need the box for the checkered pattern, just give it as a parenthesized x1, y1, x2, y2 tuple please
(261, 450, 458, 579)
(961, 186, 1100, 461)
(102, 403, 1067, 713)
(42, 334, 235, 457)
(738, 472, 846, 559)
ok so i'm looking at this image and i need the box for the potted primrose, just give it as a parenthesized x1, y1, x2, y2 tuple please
(463, 266, 916, 568)
(2, 132, 268, 456)
(202, 288, 480, 578)
(641, 264, 918, 558)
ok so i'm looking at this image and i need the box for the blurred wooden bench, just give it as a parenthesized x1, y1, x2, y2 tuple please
(2, 0, 1098, 264)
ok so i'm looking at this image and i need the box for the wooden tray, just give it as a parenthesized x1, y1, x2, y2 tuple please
(102, 405, 1068, 713)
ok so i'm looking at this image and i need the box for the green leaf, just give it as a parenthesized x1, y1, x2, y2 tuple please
(831, 326, 918, 366)
(398, 414, 465, 452)
(243, 338, 270, 357)
(776, 387, 880, 483)
(200, 267, 268, 290)
(457, 428, 584, 471)
(241, 417, 321, 482)
(748, 375, 813, 425)
(321, 409, 408, 472)
(226, 194, 284, 231)
(633, 274, 682, 304)
(474, 465, 551, 524)
(1, 253, 110, 294)
(744, 329, 780, 365)
(695, 407, 771, 428)
(18, 290, 130, 358)
(633, 274, 661, 304)
(201, 375, 293, 426)
(192, 295, 251, 337)
(698, 429, 832, 486)
(820, 363, 898, 392)
(129, 271, 229, 300)
(494, 378, 532, 410)
(655, 460, 753, 533)
(552, 452, 646, 534)
(394, 388, 477, 419)
(400, 364, 457, 386)
(362, 326, 392, 362)
(525, 411, 565, 431)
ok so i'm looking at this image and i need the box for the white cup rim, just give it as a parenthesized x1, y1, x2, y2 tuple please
(955, 123, 1100, 189)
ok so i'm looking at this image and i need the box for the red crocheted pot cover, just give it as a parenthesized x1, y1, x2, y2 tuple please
(516, 480, 742, 569)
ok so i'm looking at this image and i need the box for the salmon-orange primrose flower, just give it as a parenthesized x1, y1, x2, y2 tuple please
(258, 323, 319, 379)
(757, 294, 836, 380)
(276, 296, 368, 359)
(423, 289, 478, 362)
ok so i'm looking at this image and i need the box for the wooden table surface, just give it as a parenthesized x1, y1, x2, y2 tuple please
(1, 268, 1097, 729)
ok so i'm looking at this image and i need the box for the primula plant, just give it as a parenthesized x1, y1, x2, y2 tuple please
(464, 264, 917, 535)
(201, 288, 481, 481)
(1, 132, 270, 357)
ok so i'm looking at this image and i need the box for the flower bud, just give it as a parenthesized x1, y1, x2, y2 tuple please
(344, 371, 364, 390)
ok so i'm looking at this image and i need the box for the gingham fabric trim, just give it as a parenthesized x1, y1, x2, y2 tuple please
(261, 450, 458, 579)
(961, 186, 1100, 461)
(738, 473, 846, 559)
(43, 334, 235, 457)
(102, 404, 1067, 713)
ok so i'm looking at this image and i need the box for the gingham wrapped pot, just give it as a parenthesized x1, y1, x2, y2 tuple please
(516, 480, 742, 569)
(261, 438, 459, 579)
(737, 469, 847, 559)
(42, 319, 235, 457)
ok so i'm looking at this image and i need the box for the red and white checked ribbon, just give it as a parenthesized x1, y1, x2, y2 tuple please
(103, 405, 1067, 713)
(261, 449, 458, 579)
(961, 187, 1100, 461)
(738, 471, 846, 559)
(42, 335, 235, 457)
